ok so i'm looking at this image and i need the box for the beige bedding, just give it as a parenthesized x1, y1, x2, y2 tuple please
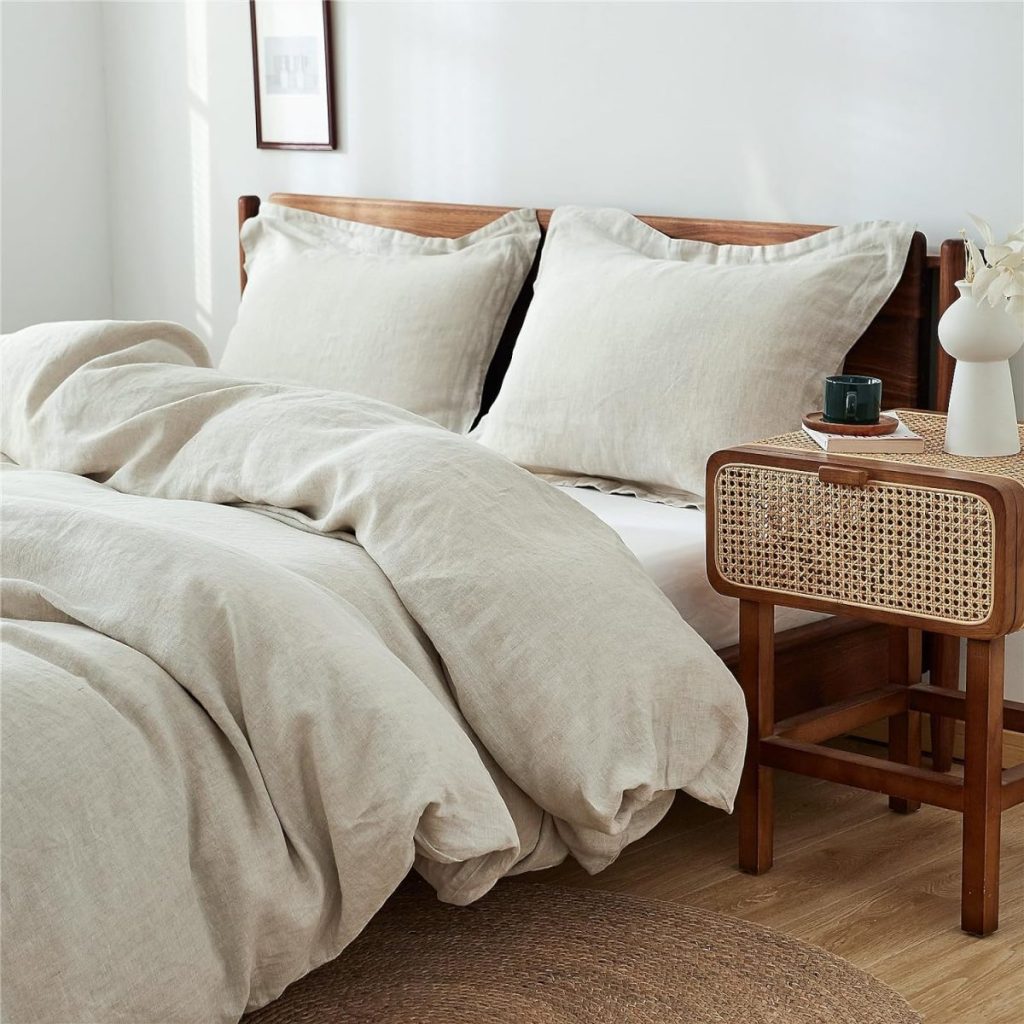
(0, 320, 745, 1023)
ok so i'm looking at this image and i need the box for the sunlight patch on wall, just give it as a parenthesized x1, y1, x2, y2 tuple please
(186, 0, 212, 340)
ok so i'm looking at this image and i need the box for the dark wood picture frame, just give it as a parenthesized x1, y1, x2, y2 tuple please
(250, 0, 336, 151)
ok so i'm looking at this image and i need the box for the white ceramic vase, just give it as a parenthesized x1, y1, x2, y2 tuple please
(937, 280, 1023, 457)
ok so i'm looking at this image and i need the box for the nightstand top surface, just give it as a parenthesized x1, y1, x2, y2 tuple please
(760, 410, 1024, 488)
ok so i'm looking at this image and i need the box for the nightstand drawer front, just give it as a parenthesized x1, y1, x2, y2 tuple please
(714, 463, 997, 625)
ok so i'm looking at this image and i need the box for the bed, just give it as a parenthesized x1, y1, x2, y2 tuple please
(0, 196, 932, 1024)
(239, 193, 934, 718)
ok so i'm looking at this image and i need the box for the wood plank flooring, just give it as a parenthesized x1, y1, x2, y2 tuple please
(516, 743, 1023, 1024)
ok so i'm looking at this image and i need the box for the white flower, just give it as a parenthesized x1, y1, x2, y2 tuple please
(961, 214, 1024, 324)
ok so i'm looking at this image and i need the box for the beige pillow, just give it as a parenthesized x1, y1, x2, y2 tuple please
(220, 204, 540, 432)
(475, 207, 914, 502)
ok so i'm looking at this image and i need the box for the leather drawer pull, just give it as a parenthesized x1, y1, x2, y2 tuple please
(818, 465, 870, 487)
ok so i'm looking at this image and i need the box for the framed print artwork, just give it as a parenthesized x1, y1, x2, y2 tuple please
(250, 0, 336, 150)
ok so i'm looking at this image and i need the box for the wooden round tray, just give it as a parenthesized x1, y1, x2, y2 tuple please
(802, 411, 899, 437)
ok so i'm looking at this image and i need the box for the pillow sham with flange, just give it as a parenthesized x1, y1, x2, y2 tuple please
(474, 206, 915, 503)
(220, 203, 541, 433)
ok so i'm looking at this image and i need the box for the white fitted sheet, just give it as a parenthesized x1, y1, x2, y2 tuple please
(557, 486, 826, 651)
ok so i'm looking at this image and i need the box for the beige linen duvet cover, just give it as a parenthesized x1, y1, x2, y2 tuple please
(0, 321, 745, 1024)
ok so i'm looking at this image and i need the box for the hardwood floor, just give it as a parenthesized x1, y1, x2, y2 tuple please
(519, 743, 1023, 1024)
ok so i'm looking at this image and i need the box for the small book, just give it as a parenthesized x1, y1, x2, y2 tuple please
(801, 416, 926, 454)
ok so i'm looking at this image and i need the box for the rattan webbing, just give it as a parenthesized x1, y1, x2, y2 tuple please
(764, 409, 1024, 484)
(712, 410, 1018, 624)
(714, 464, 995, 623)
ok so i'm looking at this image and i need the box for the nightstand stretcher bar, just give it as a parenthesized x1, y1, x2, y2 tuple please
(773, 686, 907, 744)
(906, 684, 1024, 731)
(759, 736, 965, 811)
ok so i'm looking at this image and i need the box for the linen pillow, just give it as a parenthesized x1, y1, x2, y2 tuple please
(475, 207, 914, 503)
(220, 203, 540, 432)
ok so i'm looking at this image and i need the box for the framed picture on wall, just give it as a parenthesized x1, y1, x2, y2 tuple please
(250, 0, 336, 150)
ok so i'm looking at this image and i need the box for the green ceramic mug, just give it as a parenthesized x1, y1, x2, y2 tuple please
(823, 374, 882, 425)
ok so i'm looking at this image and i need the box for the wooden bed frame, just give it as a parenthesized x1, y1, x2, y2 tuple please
(237, 193, 933, 720)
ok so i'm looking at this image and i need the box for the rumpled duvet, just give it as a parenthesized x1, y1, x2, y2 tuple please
(0, 320, 746, 1023)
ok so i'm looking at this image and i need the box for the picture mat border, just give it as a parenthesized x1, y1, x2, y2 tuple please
(250, 0, 336, 151)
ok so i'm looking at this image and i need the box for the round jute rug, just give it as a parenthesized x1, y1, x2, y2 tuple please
(247, 881, 920, 1024)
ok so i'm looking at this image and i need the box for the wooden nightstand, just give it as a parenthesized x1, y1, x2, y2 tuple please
(706, 410, 1024, 936)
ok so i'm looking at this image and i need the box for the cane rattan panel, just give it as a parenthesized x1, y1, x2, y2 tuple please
(713, 463, 996, 625)
(764, 410, 1024, 485)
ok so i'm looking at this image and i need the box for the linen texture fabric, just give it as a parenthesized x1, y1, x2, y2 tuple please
(0, 320, 745, 1024)
(220, 203, 540, 432)
(475, 207, 915, 502)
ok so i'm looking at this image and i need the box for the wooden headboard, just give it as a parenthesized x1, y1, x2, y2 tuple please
(238, 194, 933, 413)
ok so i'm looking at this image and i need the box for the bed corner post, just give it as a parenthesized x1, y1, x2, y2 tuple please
(935, 237, 966, 412)
(930, 237, 968, 776)
(238, 195, 261, 295)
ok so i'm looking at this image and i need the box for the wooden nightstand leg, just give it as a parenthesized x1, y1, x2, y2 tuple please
(961, 638, 1004, 936)
(888, 627, 923, 814)
(930, 633, 959, 773)
(738, 600, 774, 874)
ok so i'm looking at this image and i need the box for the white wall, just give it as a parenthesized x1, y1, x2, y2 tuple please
(1, 1, 112, 330)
